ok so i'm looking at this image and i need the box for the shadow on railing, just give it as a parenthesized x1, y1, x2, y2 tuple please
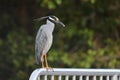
(29, 68, 120, 80)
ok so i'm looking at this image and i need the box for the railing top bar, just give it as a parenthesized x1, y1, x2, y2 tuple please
(37, 68, 120, 73)
(29, 68, 120, 80)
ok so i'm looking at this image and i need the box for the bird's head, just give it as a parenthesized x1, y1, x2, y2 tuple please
(34, 15, 65, 27)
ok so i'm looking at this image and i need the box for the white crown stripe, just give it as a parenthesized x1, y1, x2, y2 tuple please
(49, 16, 55, 21)
(49, 16, 59, 21)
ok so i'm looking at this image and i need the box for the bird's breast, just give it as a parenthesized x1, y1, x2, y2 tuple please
(43, 33, 53, 54)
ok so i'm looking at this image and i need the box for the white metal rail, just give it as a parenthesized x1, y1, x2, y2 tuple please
(29, 68, 120, 80)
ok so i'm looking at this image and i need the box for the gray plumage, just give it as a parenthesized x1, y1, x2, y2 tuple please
(35, 20, 54, 64)
(34, 16, 65, 65)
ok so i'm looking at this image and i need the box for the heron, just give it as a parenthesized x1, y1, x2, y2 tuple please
(34, 15, 65, 69)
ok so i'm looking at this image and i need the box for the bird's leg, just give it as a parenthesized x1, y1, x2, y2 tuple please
(41, 61, 44, 68)
(41, 54, 45, 68)
(44, 54, 49, 68)
(44, 54, 53, 70)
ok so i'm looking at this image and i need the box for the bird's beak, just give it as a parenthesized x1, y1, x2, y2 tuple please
(56, 21, 65, 27)
(33, 16, 48, 21)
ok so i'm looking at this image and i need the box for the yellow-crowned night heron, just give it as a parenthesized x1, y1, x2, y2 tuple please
(34, 15, 65, 69)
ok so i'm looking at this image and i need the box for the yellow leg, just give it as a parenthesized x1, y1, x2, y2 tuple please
(41, 61, 44, 68)
(43, 54, 53, 71)
(41, 54, 45, 68)
(44, 54, 49, 68)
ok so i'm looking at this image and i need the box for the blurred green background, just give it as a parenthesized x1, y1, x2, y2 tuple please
(0, 0, 120, 80)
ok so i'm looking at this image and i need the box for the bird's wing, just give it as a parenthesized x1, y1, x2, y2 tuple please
(35, 27, 47, 64)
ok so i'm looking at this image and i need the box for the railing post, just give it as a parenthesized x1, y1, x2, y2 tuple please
(112, 74, 118, 80)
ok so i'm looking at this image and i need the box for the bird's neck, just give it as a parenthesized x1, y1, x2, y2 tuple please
(46, 19, 55, 32)
(46, 19, 55, 26)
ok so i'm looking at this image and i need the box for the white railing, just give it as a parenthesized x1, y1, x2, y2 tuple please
(29, 68, 120, 80)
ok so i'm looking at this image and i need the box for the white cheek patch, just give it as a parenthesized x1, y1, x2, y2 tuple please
(56, 17, 59, 21)
(49, 16, 59, 21)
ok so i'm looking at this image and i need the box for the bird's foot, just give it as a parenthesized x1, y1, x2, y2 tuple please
(45, 67, 54, 71)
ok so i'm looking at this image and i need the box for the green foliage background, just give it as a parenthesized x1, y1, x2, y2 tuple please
(0, 0, 120, 80)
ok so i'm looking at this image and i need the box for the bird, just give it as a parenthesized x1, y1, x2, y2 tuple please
(34, 15, 65, 70)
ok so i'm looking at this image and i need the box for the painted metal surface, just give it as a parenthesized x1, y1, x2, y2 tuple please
(29, 68, 120, 80)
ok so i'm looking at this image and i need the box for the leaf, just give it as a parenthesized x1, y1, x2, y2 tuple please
(90, 0, 96, 4)
(48, 1, 56, 9)
(56, 0, 62, 5)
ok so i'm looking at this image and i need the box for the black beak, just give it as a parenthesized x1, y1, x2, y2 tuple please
(56, 21, 65, 27)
